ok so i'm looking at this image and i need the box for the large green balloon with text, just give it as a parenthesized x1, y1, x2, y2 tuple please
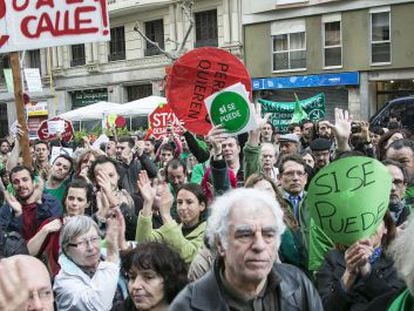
(306, 156, 392, 246)
(210, 91, 250, 133)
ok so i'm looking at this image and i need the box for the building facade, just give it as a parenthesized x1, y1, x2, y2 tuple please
(0, 0, 243, 136)
(243, 0, 414, 121)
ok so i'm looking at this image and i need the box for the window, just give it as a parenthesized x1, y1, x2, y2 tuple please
(109, 26, 126, 61)
(145, 19, 164, 56)
(323, 17, 342, 67)
(195, 9, 218, 48)
(29, 49, 41, 69)
(127, 84, 152, 101)
(272, 32, 306, 71)
(271, 19, 306, 71)
(71, 44, 85, 67)
(370, 8, 391, 64)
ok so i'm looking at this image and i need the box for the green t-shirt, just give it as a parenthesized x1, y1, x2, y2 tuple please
(44, 179, 69, 213)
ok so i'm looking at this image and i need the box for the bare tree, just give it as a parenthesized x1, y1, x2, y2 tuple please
(133, 0, 195, 61)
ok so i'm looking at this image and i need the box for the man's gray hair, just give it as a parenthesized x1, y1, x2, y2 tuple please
(60, 215, 99, 254)
(388, 217, 414, 296)
(206, 188, 286, 250)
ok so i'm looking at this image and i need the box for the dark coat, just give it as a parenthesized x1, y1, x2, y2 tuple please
(0, 193, 62, 236)
(169, 261, 323, 311)
(118, 154, 157, 194)
(315, 249, 405, 311)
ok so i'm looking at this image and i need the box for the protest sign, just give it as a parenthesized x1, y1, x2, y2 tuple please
(3, 69, 14, 93)
(306, 156, 392, 246)
(0, 0, 110, 53)
(38, 116, 74, 142)
(148, 103, 184, 139)
(259, 93, 325, 133)
(47, 119, 65, 135)
(50, 146, 73, 164)
(92, 134, 109, 150)
(26, 101, 48, 116)
(166, 47, 252, 135)
(205, 83, 258, 135)
(24, 68, 43, 93)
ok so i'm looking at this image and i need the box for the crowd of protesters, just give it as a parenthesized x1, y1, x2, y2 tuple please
(0, 106, 413, 311)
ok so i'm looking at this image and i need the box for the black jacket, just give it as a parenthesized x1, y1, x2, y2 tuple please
(315, 249, 405, 311)
(169, 260, 323, 311)
(118, 154, 157, 194)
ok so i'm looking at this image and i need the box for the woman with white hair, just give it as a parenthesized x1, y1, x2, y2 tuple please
(53, 213, 122, 311)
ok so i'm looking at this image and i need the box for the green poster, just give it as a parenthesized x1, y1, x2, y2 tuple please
(259, 93, 325, 133)
(306, 156, 392, 246)
(3, 69, 14, 93)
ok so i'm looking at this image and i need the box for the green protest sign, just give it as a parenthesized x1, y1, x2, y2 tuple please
(210, 92, 250, 132)
(205, 82, 258, 135)
(306, 156, 392, 246)
(259, 93, 325, 133)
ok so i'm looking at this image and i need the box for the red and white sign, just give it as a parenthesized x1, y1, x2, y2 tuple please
(148, 103, 184, 139)
(166, 47, 252, 135)
(0, 0, 110, 53)
(37, 116, 74, 142)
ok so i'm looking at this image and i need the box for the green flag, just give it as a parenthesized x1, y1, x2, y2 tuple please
(290, 93, 308, 124)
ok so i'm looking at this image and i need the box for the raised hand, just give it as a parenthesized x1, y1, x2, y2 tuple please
(24, 176, 45, 205)
(105, 212, 120, 263)
(0, 258, 30, 311)
(344, 239, 373, 276)
(248, 103, 270, 145)
(137, 171, 156, 204)
(96, 190, 111, 220)
(4, 191, 22, 217)
(158, 183, 174, 223)
(95, 170, 119, 208)
(205, 125, 229, 156)
(42, 219, 62, 234)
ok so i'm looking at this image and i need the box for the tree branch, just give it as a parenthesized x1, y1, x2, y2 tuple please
(177, 0, 194, 55)
(132, 0, 194, 61)
(133, 24, 177, 60)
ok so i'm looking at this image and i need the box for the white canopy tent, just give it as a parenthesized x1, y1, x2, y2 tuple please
(58, 101, 121, 121)
(57, 96, 167, 131)
(112, 96, 166, 116)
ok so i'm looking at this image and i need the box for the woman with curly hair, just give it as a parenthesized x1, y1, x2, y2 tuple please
(113, 242, 188, 310)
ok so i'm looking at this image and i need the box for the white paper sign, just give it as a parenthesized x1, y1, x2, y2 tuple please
(50, 147, 73, 165)
(24, 68, 43, 93)
(0, 0, 110, 53)
(92, 134, 109, 150)
(48, 120, 65, 135)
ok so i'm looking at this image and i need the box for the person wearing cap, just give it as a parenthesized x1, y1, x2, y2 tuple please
(279, 133, 300, 157)
(310, 138, 332, 171)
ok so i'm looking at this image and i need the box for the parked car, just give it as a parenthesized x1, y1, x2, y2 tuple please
(370, 96, 414, 130)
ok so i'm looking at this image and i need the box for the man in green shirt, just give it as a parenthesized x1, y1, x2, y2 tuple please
(44, 154, 73, 208)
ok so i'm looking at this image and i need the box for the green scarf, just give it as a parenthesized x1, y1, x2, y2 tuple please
(388, 289, 414, 311)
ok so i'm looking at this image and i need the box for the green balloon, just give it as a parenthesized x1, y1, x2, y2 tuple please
(306, 156, 392, 246)
(210, 91, 250, 133)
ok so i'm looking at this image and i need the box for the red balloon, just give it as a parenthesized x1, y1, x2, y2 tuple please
(115, 116, 126, 128)
(166, 47, 251, 135)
